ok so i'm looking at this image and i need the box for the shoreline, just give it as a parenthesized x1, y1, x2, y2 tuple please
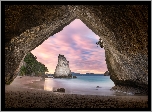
(5, 76, 148, 108)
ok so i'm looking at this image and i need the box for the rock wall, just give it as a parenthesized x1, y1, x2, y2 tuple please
(69, 5, 148, 93)
(54, 54, 71, 78)
(5, 5, 148, 94)
(5, 5, 76, 84)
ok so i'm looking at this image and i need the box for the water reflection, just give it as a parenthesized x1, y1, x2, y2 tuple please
(43, 78, 115, 95)
(44, 78, 54, 91)
(43, 78, 134, 96)
(44, 78, 59, 92)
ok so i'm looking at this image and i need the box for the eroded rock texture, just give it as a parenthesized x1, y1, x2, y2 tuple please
(5, 5, 76, 84)
(5, 5, 148, 94)
(53, 54, 71, 78)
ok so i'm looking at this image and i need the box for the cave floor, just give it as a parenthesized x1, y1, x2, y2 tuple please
(4, 76, 148, 108)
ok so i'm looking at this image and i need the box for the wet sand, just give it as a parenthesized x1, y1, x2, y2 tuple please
(5, 76, 148, 108)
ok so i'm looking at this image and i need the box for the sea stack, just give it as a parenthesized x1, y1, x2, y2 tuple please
(53, 54, 72, 78)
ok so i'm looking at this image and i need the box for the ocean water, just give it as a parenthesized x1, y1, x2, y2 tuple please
(44, 76, 119, 96)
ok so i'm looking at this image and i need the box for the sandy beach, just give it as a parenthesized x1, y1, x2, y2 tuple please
(5, 76, 148, 108)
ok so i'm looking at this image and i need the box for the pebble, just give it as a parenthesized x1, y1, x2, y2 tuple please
(5, 90, 148, 108)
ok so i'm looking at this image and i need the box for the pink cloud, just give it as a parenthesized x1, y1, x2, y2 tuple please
(31, 19, 107, 74)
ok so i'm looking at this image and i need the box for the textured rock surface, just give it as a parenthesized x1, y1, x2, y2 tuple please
(5, 5, 76, 84)
(5, 5, 148, 94)
(104, 71, 110, 76)
(53, 54, 71, 78)
(111, 85, 148, 95)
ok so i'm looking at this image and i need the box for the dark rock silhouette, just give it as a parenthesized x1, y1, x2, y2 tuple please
(96, 86, 101, 88)
(73, 76, 77, 78)
(104, 71, 110, 76)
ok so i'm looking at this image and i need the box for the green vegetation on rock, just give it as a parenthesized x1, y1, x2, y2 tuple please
(19, 52, 48, 76)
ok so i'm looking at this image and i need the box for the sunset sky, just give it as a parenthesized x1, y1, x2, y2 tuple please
(31, 19, 107, 74)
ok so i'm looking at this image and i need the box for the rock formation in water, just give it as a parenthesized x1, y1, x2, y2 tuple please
(104, 71, 110, 76)
(53, 54, 72, 78)
(5, 5, 148, 94)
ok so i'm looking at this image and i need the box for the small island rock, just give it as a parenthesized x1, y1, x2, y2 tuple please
(73, 76, 77, 78)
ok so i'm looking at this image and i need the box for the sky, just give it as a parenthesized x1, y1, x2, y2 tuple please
(31, 19, 107, 74)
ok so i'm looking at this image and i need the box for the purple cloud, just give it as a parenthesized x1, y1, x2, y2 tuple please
(31, 19, 108, 74)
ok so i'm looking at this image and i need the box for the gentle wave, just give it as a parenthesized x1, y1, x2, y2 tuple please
(44, 76, 116, 96)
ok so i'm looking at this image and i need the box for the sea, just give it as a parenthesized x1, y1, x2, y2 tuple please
(43, 75, 129, 96)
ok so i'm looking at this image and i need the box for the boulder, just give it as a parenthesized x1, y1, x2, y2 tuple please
(96, 86, 101, 88)
(57, 88, 65, 92)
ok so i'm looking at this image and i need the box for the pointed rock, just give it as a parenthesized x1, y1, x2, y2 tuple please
(53, 54, 72, 78)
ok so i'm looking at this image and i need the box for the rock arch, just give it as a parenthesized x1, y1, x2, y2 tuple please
(5, 5, 148, 93)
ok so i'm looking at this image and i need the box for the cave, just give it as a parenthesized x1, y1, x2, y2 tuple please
(5, 5, 148, 94)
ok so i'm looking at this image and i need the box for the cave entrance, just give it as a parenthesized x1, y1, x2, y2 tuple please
(25, 19, 114, 95)
(30, 19, 108, 76)
(5, 5, 115, 85)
